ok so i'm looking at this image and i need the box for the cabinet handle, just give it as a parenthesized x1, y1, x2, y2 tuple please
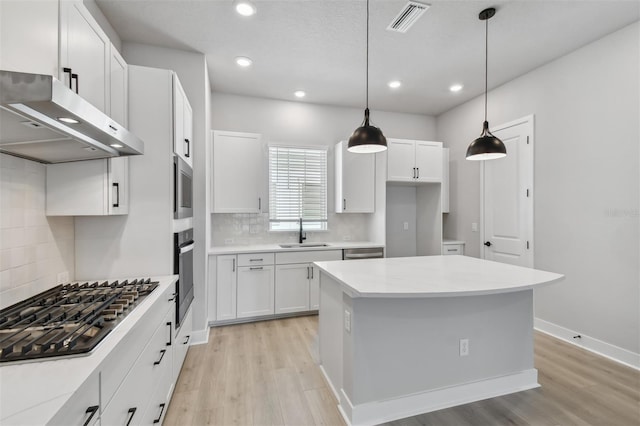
(153, 403, 166, 424)
(126, 407, 137, 426)
(249, 266, 263, 270)
(343, 199, 346, 211)
(412, 167, 416, 179)
(63, 67, 73, 89)
(311, 266, 314, 279)
(232, 258, 236, 272)
(306, 266, 310, 280)
(416, 168, 419, 179)
(166, 322, 172, 346)
(168, 292, 176, 301)
(183, 335, 190, 345)
(71, 73, 79, 94)
(112, 182, 120, 208)
(184, 138, 190, 158)
(258, 197, 261, 211)
(249, 258, 263, 262)
(447, 249, 457, 252)
(154, 349, 166, 365)
(83, 405, 99, 426)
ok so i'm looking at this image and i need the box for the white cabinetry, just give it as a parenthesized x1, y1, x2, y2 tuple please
(48, 373, 100, 426)
(109, 44, 128, 127)
(387, 139, 443, 183)
(335, 140, 375, 213)
(442, 241, 465, 255)
(442, 148, 450, 213)
(173, 306, 193, 382)
(46, 157, 129, 216)
(212, 131, 264, 213)
(216, 255, 237, 321)
(173, 76, 193, 167)
(237, 265, 275, 318)
(274, 264, 311, 313)
(59, 0, 110, 113)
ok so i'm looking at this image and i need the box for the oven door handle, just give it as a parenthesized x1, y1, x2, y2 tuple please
(179, 243, 195, 254)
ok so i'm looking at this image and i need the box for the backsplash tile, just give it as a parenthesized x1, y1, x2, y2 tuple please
(211, 213, 370, 246)
(0, 154, 75, 309)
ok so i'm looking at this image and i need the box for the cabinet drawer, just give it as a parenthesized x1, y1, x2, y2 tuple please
(237, 252, 275, 266)
(443, 244, 464, 255)
(173, 305, 193, 382)
(49, 372, 100, 426)
(140, 354, 174, 426)
(276, 250, 342, 265)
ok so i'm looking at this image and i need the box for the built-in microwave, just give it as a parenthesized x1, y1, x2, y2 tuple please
(174, 155, 193, 219)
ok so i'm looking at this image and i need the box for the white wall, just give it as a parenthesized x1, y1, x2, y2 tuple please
(210, 92, 436, 245)
(0, 154, 74, 309)
(436, 23, 640, 355)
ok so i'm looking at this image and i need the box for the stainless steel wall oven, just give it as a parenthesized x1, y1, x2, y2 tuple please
(174, 228, 194, 327)
(174, 155, 193, 219)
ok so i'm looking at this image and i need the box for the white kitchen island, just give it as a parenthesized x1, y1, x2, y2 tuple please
(314, 255, 563, 426)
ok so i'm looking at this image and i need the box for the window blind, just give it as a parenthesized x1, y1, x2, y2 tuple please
(268, 146, 328, 231)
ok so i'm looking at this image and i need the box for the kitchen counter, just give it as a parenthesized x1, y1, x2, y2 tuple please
(316, 256, 563, 426)
(0, 275, 178, 425)
(208, 241, 384, 255)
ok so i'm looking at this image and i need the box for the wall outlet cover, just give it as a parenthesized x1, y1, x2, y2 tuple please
(344, 310, 351, 333)
(460, 338, 469, 356)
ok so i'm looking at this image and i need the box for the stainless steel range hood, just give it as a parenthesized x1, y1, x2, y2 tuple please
(0, 70, 144, 163)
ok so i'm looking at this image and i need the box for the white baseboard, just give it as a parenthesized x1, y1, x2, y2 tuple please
(338, 369, 539, 426)
(534, 318, 640, 370)
(319, 364, 341, 402)
(188, 328, 209, 346)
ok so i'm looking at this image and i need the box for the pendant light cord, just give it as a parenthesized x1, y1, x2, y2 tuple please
(366, 0, 370, 111)
(484, 17, 488, 123)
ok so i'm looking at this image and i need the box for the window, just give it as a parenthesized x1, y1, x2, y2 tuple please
(269, 145, 328, 231)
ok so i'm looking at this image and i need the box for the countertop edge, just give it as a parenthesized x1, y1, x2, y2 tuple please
(208, 242, 384, 255)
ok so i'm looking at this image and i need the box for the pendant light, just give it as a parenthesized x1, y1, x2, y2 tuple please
(466, 7, 506, 161)
(348, 0, 387, 154)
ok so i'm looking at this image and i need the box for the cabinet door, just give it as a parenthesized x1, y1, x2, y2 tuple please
(46, 159, 108, 216)
(415, 141, 443, 182)
(442, 148, 450, 213)
(173, 76, 186, 163)
(182, 94, 194, 168)
(0, 0, 59, 76)
(110, 44, 128, 127)
(216, 255, 237, 321)
(60, 0, 110, 112)
(173, 305, 193, 383)
(275, 264, 310, 314)
(212, 131, 264, 213)
(336, 141, 375, 213)
(387, 139, 415, 182)
(109, 157, 129, 215)
(309, 264, 320, 310)
(237, 265, 275, 318)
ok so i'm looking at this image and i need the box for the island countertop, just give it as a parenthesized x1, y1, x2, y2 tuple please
(314, 255, 564, 298)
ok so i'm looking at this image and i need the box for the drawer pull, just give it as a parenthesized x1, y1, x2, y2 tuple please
(83, 405, 99, 426)
(154, 349, 166, 365)
(153, 403, 166, 423)
(167, 322, 172, 346)
(249, 258, 263, 262)
(447, 249, 457, 252)
(249, 266, 263, 270)
(168, 292, 176, 302)
(126, 407, 137, 426)
(184, 335, 191, 345)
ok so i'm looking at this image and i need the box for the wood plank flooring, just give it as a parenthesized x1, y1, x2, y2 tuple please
(164, 316, 640, 426)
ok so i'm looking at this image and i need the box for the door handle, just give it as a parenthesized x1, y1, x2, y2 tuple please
(484, 241, 492, 247)
(126, 407, 137, 426)
(343, 199, 346, 211)
(63, 67, 73, 89)
(184, 138, 190, 158)
(83, 405, 99, 426)
(416, 168, 419, 179)
(154, 349, 166, 365)
(112, 182, 120, 208)
(258, 197, 261, 211)
(166, 322, 172, 346)
(413, 167, 416, 179)
(71, 73, 79, 94)
(153, 403, 166, 424)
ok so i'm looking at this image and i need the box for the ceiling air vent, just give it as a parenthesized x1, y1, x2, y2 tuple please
(387, 1, 430, 33)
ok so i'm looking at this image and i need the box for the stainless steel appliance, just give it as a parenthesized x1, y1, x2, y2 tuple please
(343, 247, 384, 260)
(174, 155, 193, 219)
(0, 278, 158, 363)
(0, 70, 144, 163)
(174, 228, 194, 327)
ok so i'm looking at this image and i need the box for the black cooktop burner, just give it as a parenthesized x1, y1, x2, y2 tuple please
(0, 278, 158, 363)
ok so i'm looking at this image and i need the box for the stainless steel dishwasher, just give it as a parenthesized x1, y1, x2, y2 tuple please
(343, 247, 384, 260)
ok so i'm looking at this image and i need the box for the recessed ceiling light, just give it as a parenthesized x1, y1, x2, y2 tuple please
(235, 1, 256, 16)
(449, 83, 464, 92)
(294, 90, 306, 98)
(235, 56, 253, 67)
(388, 80, 402, 89)
(58, 117, 79, 124)
(110, 143, 123, 148)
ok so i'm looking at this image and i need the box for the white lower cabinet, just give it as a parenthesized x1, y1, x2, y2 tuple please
(216, 255, 237, 321)
(275, 264, 311, 314)
(48, 372, 100, 426)
(309, 265, 320, 310)
(173, 306, 193, 382)
(237, 265, 275, 318)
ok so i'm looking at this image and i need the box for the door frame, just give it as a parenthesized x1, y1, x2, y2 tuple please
(480, 114, 535, 267)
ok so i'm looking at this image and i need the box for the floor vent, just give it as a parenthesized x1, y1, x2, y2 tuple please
(387, 1, 430, 33)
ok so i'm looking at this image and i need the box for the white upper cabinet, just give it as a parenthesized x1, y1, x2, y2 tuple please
(0, 0, 59, 76)
(46, 157, 129, 216)
(109, 44, 128, 128)
(335, 140, 375, 213)
(442, 148, 450, 213)
(173, 76, 193, 167)
(60, 0, 110, 113)
(212, 130, 264, 213)
(387, 138, 443, 183)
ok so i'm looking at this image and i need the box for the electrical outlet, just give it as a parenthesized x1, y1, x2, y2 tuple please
(403, 222, 409, 231)
(344, 310, 351, 333)
(460, 338, 469, 356)
(56, 271, 69, 284)
(471, 223, 478, 232)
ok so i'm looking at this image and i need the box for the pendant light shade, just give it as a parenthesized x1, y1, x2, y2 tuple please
(348, 0, 387, 153)
(466, 7, 506, 161)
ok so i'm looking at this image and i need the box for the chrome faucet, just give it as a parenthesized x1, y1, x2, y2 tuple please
(299, 217, 306, 244)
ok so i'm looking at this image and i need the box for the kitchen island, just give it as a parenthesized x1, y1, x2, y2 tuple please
(314, 255, 563, 426)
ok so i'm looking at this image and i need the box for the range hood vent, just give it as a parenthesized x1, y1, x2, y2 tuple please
(0, 70, 144, 163)
(387, 1, 430, 33)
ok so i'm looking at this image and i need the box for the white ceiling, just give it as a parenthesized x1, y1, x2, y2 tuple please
(96, 0, 639, 116)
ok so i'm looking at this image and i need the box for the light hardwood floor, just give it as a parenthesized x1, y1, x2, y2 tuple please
(164, 316, 640, 426)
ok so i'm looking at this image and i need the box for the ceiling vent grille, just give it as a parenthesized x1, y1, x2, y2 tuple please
(387, 1, 430, 33)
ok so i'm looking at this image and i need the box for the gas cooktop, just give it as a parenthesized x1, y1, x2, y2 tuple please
(0, 278, 158, 363)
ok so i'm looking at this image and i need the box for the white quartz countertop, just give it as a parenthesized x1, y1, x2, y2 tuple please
(0, 275, 178, 425)
(314, 255, 563, 298)
(208, 241, 384, 255)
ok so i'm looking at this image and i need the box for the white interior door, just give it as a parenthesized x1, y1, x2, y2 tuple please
(482, 116, 534, 267)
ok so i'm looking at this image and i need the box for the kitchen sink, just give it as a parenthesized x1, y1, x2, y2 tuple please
(279, 243, 330, 248)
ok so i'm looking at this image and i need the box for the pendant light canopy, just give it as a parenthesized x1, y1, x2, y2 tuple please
(466, 7, 506, 161)
(348, 0, 387, 154)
